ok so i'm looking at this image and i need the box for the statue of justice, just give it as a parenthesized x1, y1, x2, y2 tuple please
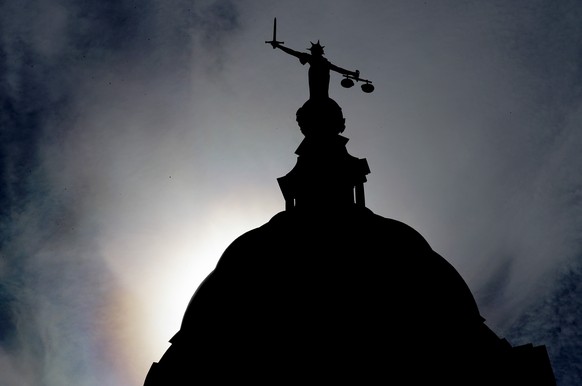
(266, 18, 375, 98)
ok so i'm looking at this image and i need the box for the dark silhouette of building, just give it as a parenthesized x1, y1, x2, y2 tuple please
(144, 20, 556, 385)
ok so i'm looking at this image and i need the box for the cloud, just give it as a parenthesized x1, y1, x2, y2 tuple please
(0, 0, 246, 384)
(1, 1, 582, 385)
(507, 259, 582, 384)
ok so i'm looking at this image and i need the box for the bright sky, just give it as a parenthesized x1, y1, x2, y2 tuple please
(1, 1, 581, 385)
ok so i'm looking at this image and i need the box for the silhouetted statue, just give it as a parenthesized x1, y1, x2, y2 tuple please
(266, 18, 373, 100)
(144, 18, 556, 386)
(270, 39, 360, 100)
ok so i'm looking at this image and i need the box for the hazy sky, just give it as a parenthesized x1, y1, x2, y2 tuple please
(1, 1, 581, 385)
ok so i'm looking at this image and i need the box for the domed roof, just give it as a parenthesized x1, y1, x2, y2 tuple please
(146, 206, 519, 384)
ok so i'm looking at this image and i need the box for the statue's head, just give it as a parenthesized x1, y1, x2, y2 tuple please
(308, 41, 325, 57)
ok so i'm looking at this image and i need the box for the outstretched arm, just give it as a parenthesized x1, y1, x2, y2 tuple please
(329, 63, 360, 80)
(271, 42, 310, 64)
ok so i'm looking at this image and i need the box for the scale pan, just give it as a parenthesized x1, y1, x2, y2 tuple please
(361, 83, 375, 93)
(341, 78, 355, 88)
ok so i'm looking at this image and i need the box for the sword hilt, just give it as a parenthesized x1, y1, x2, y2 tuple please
(265, 39, 284, 48)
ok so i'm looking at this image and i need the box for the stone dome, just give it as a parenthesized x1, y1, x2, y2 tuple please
(144, 206, 556, 385)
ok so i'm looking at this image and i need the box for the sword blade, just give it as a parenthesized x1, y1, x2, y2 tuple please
(273, 18, 277, 42)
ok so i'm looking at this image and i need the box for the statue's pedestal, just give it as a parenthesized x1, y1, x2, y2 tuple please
(278, 134, 370, 210)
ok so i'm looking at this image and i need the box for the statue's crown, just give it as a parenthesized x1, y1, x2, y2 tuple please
(308, 40, 325, 54)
